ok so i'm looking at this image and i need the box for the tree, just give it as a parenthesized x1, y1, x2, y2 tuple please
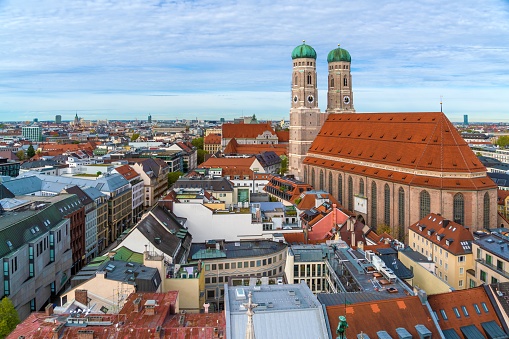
(197, 149, 206, 165)
(279, 156, 288, 175)
(0, 297, 20, 337)
(26, 144, 35, 158)
(168, 171, 183, 188)
(131, 133, 140, 142)
(15, 150, 25, 161)
(496, 135, 509, 148)
(191, 137, 204, 150)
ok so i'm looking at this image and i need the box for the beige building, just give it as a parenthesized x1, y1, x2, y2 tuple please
(204, 133, 222, 154)
(131, 158, 169, 209)
(408, 213, 474, 290)
(398, 248, 454, 295)
(469, 232, 509, 287)
(189, 240, 287, 311)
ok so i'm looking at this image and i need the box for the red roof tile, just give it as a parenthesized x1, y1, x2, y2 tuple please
(115, 164, 140, 180)
(222, 123, 275, 139)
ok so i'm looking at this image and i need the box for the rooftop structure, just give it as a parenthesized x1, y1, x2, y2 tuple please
(225, 282, 329, 339)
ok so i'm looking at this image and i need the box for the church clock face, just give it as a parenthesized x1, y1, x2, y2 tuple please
(293, 95, 298, 103)
(343, 95, 350, 104)
(307, 95, 314, 103)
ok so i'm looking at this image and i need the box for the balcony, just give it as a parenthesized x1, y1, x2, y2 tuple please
(476, 259, 509, 280)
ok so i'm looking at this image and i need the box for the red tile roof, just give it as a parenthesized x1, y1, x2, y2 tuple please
(224, 138, 287, 156)
(222, 123, 275, 139)
(498, 190, 509, 205)
(409, 213, 474, 255)
(276, 130, 289, 142)
(325, 296, 440, 338)
(305, 112, 496, 190)
(204, 133, 221, 144)
(199, 156, 256, 169)
(115, 164, 140, 180)
(427, 286, 504, 333)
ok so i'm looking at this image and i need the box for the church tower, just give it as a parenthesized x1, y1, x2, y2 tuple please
(326, 44, 355, 113)
(288, 41, 327, 180)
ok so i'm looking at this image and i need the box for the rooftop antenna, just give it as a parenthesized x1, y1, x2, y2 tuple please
(440, 95, 443, 113)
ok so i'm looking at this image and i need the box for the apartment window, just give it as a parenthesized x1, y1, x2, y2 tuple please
(480, 270, 487, 282)
(497, 260, 504, 271)
(470, 279, 476, 288)
(207, 290, 215, 298)
(205, 278, 210, 283)
(256, 260, 261, 267)
(440, 309, 448, 320)
(492, 277, 498, 284)
(459, 280, 463, 287)
(225, 263, 229, 270)
(231, 263, 236, 269)
(459, 267, 464, 275)
(481, 302, 489, 313)
(218, 277, 223, 283)
(218, 264, 223, 270)
(205, 264, 210, 271)
(268, 258, 272, 265)
(250, 261, 255, 268)
(211, 277, 217, 283)
(486, 254, 492, 265)
(458, 256, 465, 262)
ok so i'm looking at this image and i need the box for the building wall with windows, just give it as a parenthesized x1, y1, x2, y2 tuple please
(1, 196, 74, 320)
(21, 125, 42, 142)
(408, 213, 474, 290)
(189, 240, 287, 312)
(470, 233, 509, 288)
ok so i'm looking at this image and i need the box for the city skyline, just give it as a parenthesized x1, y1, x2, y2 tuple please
(1, 0, 509, 122)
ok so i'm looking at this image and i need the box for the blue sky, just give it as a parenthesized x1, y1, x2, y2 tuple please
(1, 0, 509, 122)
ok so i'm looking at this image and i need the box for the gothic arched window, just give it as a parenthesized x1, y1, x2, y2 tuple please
(319, 170, 324, 191)
(329, 172, 333, 195)
(483, 192, 490, 229)
(307, 73, 312, 85)
(359, 178, 364, 196)
(343, 76, 348, 87)
(453, 193, 465, 225)
(338, 175, 343, 204)
(303, 167, 308, 183)
(294, 75, 298, 85)
(348, 176, 353, 211)
(384, 184, 390, 226)
(398, 187, 405, 227)
(419, 190, 430, 219)
(311, 169, 315, 188)
(330, 77, 334, 88)
(371, 182, 377, 228)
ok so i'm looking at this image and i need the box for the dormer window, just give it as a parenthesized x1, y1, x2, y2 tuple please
(419, 225, 426, 232)
(427, 229, 435, 236)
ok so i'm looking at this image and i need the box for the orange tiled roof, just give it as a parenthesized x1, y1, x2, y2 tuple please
(199, 156, 255, 168)
(222, 122, 275, 138)
(428, 286, 504, 333)
(326, 296, 441, 338)
(115, 164, 140, 180)
(305, 112, 496, 190)
(204, 133, 221, 144)
(498, 190, 509, 205)
(224, 138, 287, 156)
(409, 213, 474, 255)
(276, 130, 289, 142)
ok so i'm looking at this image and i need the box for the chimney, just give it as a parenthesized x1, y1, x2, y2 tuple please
(204, 303, 210, 313)
(45, 304, 54, 316)
(52, 324, 65, 339)
(442, 219, 449, 228)
(75, 289, 88, 306)
(133, 297, 142, 313)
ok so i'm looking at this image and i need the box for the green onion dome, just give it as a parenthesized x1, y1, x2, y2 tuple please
(291, 41, 317, 60)
(327, 44, 351, 63)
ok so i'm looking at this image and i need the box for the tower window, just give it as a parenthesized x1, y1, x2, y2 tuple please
(330, 78, 334, 88)
(307, 73, 312, 85)
(295, 75, 298, 86)
(420, 190, 430, 219)
(344, 77, 348, 87)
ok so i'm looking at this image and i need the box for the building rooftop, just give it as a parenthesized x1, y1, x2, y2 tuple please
(225, 282, 329, 339)
(190, 239, 287, 261)
(474, 232, 509, 262)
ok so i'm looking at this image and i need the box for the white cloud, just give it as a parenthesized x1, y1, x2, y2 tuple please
(0, 0, 508, 121)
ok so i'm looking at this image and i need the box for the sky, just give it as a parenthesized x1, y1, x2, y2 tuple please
(1, 0, 509, 123)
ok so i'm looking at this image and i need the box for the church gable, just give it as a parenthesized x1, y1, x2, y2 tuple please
(307, 112, 485, 175)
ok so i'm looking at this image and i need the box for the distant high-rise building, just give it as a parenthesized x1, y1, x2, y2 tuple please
(148, 114, 152, 123)
(74, 113, 79, 125)
(55, 115, 62, 124)
(464, 114, 469, 125)
(22, 125, 42, 142)
(33, 118, 38, 123)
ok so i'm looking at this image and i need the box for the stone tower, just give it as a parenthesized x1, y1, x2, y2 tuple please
(326, 44, 355, 113)
(288, 41, 327, 180)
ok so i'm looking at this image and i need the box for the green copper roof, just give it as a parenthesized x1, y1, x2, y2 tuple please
(291, 41, 317, 60)
(327, 45, 351, 63)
